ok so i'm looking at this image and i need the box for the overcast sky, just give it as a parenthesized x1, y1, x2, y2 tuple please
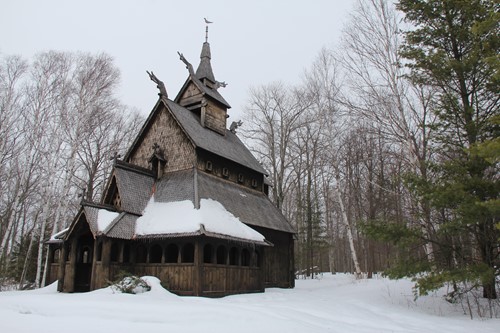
(1, 0, 356, 121)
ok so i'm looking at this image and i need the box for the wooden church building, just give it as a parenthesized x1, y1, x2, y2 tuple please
(45, 27, 295, 297)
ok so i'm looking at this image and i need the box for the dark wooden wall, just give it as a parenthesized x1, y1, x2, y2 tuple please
(253, 226, 295, 288)
(59, 236, 265, 296)
(196, 149, 264, 192)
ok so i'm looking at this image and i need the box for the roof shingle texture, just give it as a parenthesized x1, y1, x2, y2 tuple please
(114, 166, 154, 215)
(165, 99, 266, 175)
(197, 172, 295, 234)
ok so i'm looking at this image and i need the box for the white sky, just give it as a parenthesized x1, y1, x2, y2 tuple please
(1, 0, 355, 121)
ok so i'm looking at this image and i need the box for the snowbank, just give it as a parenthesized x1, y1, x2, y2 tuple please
(0, 274, 498, 333)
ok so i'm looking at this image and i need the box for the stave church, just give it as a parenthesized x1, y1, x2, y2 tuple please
(46, 23, 295, 296)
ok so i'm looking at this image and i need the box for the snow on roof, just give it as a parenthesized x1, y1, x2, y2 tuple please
(97, 210, 120, 232)
(135, 198, 265, 242)
(49, 227, 69, 242)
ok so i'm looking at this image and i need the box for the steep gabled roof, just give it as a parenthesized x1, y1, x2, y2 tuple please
(113, 161, 155, 215)
(102, 160, 155, 215)
(175, 75, 231, 109)
(124, 98, 266, 175)
(174, 40, 231, 109)
(165, 99, 266, 174)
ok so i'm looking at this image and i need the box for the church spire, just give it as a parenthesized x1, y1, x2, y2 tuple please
(196, 19, 216, 84)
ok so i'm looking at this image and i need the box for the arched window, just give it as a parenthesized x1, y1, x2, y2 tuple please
(165, 244, 179, 263)
(52, 249, 60, 263)
(150, 244, 162, 263)
(229, 247, 239, 266)
(123, 243, 130, 263)
(203, 244, 213, 264)
(181, 243, 195, 263)
(216, 245, 227, 265)
(238, 173, 244, 183)
(241, 248, 250, 267)
(136, 244, 147, 263)
(96, 242, 103, 262)
(110, 243, 120, 262)
(81, 246, 91, 264)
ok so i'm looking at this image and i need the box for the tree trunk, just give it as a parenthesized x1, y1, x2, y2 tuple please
(335, 173, 362, 277)
(34, 188, 52, 288)
(19, 227, 36, 289)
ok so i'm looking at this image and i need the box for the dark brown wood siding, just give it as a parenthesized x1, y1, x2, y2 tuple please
(196, 149, 264, 192)
(253, 226, 295, 288)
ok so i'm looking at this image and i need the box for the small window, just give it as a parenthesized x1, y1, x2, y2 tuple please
(165, 244, 179, 263)
(150, 244, 162, 263)
(136, 244, 147, 263)
(110, 243, 120, 262)
(203, 244, 213, 263)
(222, 167, 229, 178)
(205, 161, 213, 172)
(216, 245, 227, 265)
(181, 243, 195, 263)
(229, 247, 239, 266)
(251, 179, 258, 188)
(237, 173, 244, 183)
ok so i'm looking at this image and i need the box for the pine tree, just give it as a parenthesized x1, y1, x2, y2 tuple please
(394, 0, 499, 299)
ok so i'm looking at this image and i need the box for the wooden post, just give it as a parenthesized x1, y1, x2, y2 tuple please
(101, 238, 112, 285)
(194, 240, 203, 296)
(289, 234, 295, 288)
(57, 243, 67, 292)
(65, 237, 78, 292)
(90, 237, 99, 290)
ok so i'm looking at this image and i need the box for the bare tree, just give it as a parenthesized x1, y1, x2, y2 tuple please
(0, 51, 143, 289)
(337, 0, 437, 262)
(0, 56, 28, 268)
(243, 82, 310, 211)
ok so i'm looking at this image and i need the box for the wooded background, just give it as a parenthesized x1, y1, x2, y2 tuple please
(242, 0, 499, 301)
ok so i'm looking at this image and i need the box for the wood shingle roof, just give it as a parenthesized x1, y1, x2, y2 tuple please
(164, 98, 266, 174)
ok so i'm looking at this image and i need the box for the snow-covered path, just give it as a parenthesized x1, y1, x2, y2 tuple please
(0, 274, 497, 333)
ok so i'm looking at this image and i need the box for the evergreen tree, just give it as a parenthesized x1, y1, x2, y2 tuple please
(364, 0, 499, 299)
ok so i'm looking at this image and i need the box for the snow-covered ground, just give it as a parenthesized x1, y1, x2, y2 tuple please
(0, 274, 498, 333)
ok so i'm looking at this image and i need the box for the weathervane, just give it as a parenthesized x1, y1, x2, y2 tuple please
(204, 17, 213, 42)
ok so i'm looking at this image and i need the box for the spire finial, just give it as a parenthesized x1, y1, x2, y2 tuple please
(204, 18, 213, 43)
